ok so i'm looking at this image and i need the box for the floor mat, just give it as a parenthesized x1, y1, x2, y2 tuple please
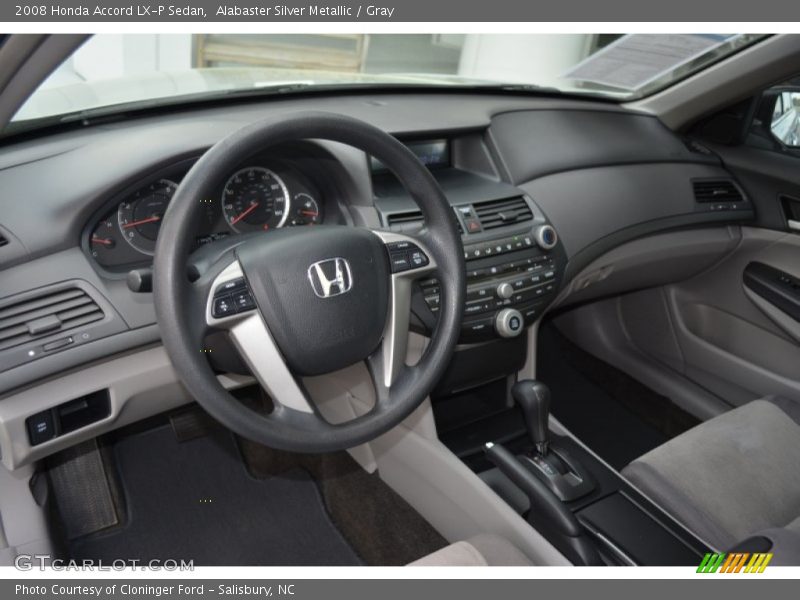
(67, 424, 362, 566)
(537, 323, 700, 470)
(238, 438, 448, 566)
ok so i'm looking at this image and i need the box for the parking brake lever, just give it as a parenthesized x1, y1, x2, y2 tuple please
(485, 441, 602, 566)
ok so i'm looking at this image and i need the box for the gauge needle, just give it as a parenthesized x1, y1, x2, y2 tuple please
(122, 215, 161, 229)
(300, 210, 319, 217)
(231, 202, 259, 225)
(91, 237, 113, 245)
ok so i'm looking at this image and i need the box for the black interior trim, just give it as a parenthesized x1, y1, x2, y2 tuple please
(744, 261, 800, 323)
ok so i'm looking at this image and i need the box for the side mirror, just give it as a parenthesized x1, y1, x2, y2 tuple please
(767, 89, 800, 147)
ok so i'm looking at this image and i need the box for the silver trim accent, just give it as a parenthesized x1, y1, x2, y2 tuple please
(370, 230, 437, 388)
(533, 224, 558, 250)
(206, 261, 313, 414)
(788, 219, 800, 232)
(307, 257, 353, 298)
(495, 308, 524, 338)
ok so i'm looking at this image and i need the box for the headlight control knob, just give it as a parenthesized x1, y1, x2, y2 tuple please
(534, 225, 558, 250)
(495, 308, 524, 338)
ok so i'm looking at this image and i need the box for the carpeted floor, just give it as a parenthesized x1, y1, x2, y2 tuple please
(54, 405, 447, 566)
(67, 424, 362, 566)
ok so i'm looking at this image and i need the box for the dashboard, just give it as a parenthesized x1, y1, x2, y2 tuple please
(0, 92, 757, 399)
(84, 156, 330, 272)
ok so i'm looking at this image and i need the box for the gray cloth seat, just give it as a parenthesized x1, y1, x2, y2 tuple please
(408, 534, 533, 566)
(622, 399, 800, 564)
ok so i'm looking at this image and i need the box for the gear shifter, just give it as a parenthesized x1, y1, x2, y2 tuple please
(512, 380, 551, 456)
(510, 379, 595, 502)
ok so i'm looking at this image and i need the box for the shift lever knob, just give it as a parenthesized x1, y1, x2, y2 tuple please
(512, 380, 551, 455)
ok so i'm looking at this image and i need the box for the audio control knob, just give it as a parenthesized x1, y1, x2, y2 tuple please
(534, 224, 558, 250)
(495, 308, 524, 338)
(496, 282, 514, 299)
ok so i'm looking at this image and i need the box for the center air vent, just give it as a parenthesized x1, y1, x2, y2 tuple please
(693, 180, 744, 203)
(387, 210, 424, 232)
(0, 287, 104, 352)
(474, 197, 533, 231)
(387, 210, 463, 234)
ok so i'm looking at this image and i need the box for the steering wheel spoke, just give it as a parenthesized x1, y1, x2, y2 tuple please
(207, 260, 315, 415)
(369, 230, 437, 390)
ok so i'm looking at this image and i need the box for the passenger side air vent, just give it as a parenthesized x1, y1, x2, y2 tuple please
(693, 180, 744, 203)
(474, 197, 533, 231)
(386, 210, 424, 233)
(0, 287, 104, 352)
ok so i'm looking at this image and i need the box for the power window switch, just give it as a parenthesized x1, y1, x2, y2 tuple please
(26, 410, 56, 446)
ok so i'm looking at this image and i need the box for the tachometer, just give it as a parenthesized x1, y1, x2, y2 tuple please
(117, 179, 177, 255)
(222, 167, 290, 233)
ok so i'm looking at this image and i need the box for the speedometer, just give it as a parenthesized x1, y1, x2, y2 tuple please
(221, 167, 290, 233)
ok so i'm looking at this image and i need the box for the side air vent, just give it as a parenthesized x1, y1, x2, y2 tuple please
(387, 210, 424, 232)
(0, 287, 104, 352)
(474, 197, 533, 230)
(693, 180, 744, 203)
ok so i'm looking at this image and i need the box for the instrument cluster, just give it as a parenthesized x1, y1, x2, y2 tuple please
(86, 160, 325, 271)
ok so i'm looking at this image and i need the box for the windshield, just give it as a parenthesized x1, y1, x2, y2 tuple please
(11, 33, 764, 129)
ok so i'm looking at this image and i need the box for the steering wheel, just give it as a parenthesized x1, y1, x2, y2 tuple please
(153, 112, 465, 452)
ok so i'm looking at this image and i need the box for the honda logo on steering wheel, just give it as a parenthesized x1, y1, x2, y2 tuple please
(307, 258, 353, 298)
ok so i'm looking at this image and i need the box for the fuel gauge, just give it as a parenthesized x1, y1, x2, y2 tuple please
(291, 193, 322, 226)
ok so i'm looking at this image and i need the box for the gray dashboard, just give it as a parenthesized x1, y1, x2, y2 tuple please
(0, 92, 754, 395)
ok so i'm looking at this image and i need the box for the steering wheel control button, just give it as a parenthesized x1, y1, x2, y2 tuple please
(495, 308, 524, 338)
(232, 290, 256, 311)
(212, 295, 236, 318)
(409, 249, 429, 268)
(387, 241, 429, 273)
(534, 224, 558, 250)
(215, 277, 246, 295)
(390, 253, 411, 272)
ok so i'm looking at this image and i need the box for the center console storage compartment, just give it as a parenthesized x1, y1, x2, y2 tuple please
(577, 492, 702, 566)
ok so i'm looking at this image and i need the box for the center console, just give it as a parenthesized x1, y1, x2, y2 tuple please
(374, 164, 567, 343)
(372, 138, 708, 566)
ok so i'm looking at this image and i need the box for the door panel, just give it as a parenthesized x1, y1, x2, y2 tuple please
(663, 227, 800, 407)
